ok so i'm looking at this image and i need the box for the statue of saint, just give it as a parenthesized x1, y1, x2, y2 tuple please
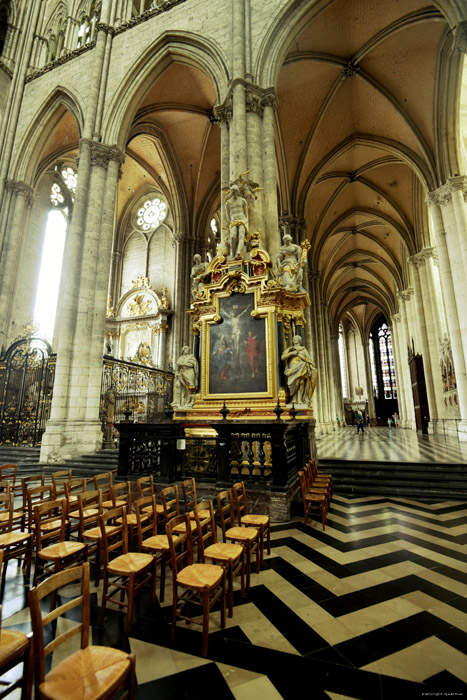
(281, 335, 317, 406)
(105, 387, 116, 422)
(190, 254, 208, 299)
(172, 346, 199, 409)
(276, 234, 304, 290)
(225, 184, 248, 259)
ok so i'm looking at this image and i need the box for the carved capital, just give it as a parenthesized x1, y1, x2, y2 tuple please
(455, 20, 467, 53)
(427, 183, 452, 207)
(391, 313, 401, 324)
(245, 85, 264, 115)
(88, 141, 125, 170)
(5, 179, 35, 206)
(397, 288, 413, 302)
(408, 253, 426, 268)
(214, 93, 233, 124)
(96, 22, 114, 35)
(448, 175, 467, 203)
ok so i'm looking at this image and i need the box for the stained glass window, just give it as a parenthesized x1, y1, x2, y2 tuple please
(136, 198, 167, 231)
(50, 182, 64, 207)
(61, 166, 77, 194)
(378, 323, 397, 399)
(369, 334, 379, 398)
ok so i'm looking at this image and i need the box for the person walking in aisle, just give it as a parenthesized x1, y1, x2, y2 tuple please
(356, 409, 365, 436)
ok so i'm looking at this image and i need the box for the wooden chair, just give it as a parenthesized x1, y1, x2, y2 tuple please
(104, 480, 131, 512)
(0, 492, 33, 582)
(134, 495, 169, 602)
(180, 478, 209, 519)
(166, 513, 226, 658)
(136, 475, 164, 523)
(0, 465, 19, 500)
(26, 484, 55, 534)
(74, 489, 105, 585)
(28, 562, 135, 700)
(50, 470, 73, 499)
(160, 484, 180, 525)
(64, 477, 87, 508)
(194, 500, 244, 617)
(21, 475, 44, 530)
(93, 472, 114, 506)
(33, 498, 87, 587)
(99, 507, 154, 635)
(216, 490, 260, 589)
(303, 464, 330, 503)
(232, 481, 271, 566)
(0, 550, 32, 700)
(298, 470, 328, 530)
(308, 460, 333, 498)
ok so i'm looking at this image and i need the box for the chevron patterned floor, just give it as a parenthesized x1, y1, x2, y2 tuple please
(1, 495, 466, 699)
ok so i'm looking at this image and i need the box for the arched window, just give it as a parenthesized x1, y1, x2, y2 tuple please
(33, 165, 77, 342)
(370, 320, 397, 400)
(135, 196, 167, 232)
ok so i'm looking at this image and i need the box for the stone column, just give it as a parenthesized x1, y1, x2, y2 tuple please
(408, 254, 439, 429)
(229, 1, 247, 178)
(0, 181, 34, 350)
(395, 292, 416, 428)
(85, 147, 124, 422)
(262, 92, 279, 257)
(361, 340, 376, 420)
(330, 333, 344, 422)
(245, 85, 264, 235)
(427, 193, 467, 437)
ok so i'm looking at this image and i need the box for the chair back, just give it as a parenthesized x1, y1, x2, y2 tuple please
(232, 481, 249, 524)
(216, 490, 235, 538)
(161, 485, 180, 524)
(21, 474, 45, 509)
(76, 489, 102, 538)
(34, 499, 67, 552)
(110, 481, 132, 513)
(93, 472, 114, 501)
(0, 464, 17, 486)
(134, 496, 156, 549)
(65, 477, 87, 498)
(181, 478, 197, 515)
(298, 471, 308, 500)
(0, 492, 13, 532)
(136, 475, 154, 500)
(0, 480, 11, 495)
(28, 563, 91, 689)
(50, 470, 73, 498)
(99, 507, 128, 565)
(165, 514, 191, 573)
(193, 500, 216, 561)
(26, 484, 54, 531)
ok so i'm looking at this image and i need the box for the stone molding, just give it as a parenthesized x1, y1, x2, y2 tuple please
(420, 246, 439, 265)
(5, 179, 34, 206)
(25, 41, 96, 82)
(308, 269, 320, 281)
(0, 59, 13, 78)
(113, 0, 187, 36)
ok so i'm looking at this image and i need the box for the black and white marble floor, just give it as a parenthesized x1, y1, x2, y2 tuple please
(317, 426, 467, 464)
(1, 494, 467, 699)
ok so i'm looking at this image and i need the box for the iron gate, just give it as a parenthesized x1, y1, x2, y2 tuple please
(0, 337, 55, 446)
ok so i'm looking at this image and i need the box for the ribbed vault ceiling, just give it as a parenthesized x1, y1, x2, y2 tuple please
(276, 0, 450, 334)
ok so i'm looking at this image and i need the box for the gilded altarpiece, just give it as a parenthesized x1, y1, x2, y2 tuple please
(178, 247, 312, 421)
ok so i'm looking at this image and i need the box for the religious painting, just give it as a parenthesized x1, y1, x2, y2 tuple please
(208, 294, 268, 395)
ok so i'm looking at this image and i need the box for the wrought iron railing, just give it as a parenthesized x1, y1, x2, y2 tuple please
(99, 358, 174, 446)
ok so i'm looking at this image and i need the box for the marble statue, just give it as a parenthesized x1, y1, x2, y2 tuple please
(281, 335, 317, 406)
(225, 184, 248, 259)
(276, 234, 304, 290)
(190, 254, 209, 299)
(172, 346, 199, 409)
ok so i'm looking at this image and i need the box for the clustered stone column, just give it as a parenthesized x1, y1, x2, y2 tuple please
(427, 180, 467, 438)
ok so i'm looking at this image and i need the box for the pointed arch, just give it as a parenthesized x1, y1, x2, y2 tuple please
(103, 31, 229, 148)
(12, 87, 84, 184)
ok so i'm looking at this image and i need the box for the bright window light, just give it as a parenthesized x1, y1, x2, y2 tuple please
(33, 209, 67, 342)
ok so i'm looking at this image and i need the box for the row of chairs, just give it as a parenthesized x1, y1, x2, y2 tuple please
(298, 458, 333, 529)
